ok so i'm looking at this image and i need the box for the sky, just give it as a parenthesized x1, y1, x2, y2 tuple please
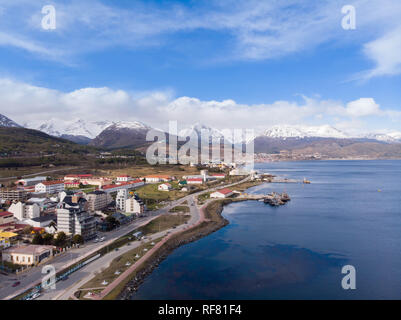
(0, 0, 401, 135)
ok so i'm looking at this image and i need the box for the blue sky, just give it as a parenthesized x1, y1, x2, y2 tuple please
(0, 0, 401, 135)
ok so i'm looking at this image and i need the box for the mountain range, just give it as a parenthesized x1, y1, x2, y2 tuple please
(1, 113, 401, 159)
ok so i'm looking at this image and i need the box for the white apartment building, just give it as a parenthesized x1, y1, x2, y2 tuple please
(116, 189, 128, 212)
(125, 196, 145, 215)
(35, 181, 65, 194)
(8, 202, 40, 221)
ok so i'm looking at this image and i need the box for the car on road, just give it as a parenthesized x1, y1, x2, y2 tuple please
(114, 248, 119, 251)
(12, 281, 20, 287)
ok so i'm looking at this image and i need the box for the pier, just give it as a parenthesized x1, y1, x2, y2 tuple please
(236, 192, 291, 207)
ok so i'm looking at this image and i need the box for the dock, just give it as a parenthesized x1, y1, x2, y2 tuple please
(236, 192, 291, 207)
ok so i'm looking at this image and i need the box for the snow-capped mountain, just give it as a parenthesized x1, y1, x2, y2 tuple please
(89, 120, 152, 149)
(32, 119, 113, 139)
(0, 114, 21, 128)
(30, 119, 150, 140)
(364, 132, 401, 143)
(262, 125, 349, 139)
(179, 123, 229, 142)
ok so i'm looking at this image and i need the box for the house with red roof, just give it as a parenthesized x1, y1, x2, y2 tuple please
(210, 188, 233, 198)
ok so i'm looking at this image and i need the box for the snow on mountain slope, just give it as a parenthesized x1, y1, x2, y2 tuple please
(179, 123, 225, 141)
(0, 114, 22, 127)
(31, 119, 149, 139)
(263, 125, 349, 139)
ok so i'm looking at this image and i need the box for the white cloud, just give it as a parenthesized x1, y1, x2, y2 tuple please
(361, 27, 401, 78)
(0, 0, 400, 75)
(1, 78, 400, 135)
(345, 98, 381, 117)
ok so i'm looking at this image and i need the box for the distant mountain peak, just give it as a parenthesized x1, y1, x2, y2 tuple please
(263, 124, 348, 139)
(0, 114, 22, 128)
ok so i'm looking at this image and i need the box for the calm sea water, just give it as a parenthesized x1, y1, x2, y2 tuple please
(132, 161, 401, 299)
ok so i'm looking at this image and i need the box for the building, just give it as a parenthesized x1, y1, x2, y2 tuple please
(158, 183, 172, 191)
(64, 174, 112, 188)
(143, 175, 172, 183)
(0, 231, 18, 249)
(64, 174, 93, 181)
(56, 195, 96, 241)
(35, 181, 65, 194)
(0, 211, 14, 225)
(211, 173, 226, 179)
(187, 178, 203, 185)
(100, 179, 144, 194)
(125, 195, 145, 215)
(15, 176, 47, 187)
(116, 189, 128, 212)
(24, 215, 56, 228)
(210, 188, 233, 199)
(86, 190, 111, 212)
(2, 245, 54, 266)
(116, 175, 133, 182)
(8, 202, 40, 221)
(0, 188, 28, 201)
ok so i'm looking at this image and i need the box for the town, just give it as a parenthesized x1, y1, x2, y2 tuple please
(0, 161, 274, 300)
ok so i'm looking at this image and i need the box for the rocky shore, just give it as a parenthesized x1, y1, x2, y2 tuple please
(118, 200, 230, 300)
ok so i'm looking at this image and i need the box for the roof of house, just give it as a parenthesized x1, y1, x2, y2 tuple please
(31, 215, 56, 223)
(3, 244, 54, 255)
(187, 178, 203, 182)
(0, 211, 13, 217)
(215, 188, 232, 195)
(0, 231, 18, 238)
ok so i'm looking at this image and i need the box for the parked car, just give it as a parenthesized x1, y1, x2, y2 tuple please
(12, 281, 20, 287)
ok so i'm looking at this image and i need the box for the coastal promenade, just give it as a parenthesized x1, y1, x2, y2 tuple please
(97, 198, 207, 299)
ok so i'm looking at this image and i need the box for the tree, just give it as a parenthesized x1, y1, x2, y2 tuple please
(42, 233, 54, 245)
(72, 234, 84, 245)
(32, 233, 43, 245)
(54, 231, 67, 247)
(105, 215, 119, 230)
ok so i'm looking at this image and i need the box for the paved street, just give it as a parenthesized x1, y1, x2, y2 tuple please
(0, 176, 249, 300)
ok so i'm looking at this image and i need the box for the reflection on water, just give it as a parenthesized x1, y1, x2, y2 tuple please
(132, 161, 401, 300)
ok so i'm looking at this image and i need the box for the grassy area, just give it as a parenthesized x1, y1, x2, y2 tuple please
(169, 205, 190, 213)
(230, 180, 263, 192)
(197, 192, 210, 204)
(137, 214, 190, 235)
(100, 164, 200, 180)
(134, 182, 188, 210)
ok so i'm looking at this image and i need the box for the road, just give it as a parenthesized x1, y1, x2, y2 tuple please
(0, 176, 249, 300)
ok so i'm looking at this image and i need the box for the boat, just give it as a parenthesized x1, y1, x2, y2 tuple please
(303, 178, 311, 184)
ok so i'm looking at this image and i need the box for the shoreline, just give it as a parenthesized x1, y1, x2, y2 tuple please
(116, 196, 258, 300)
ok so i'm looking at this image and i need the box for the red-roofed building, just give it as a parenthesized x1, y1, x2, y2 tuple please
(0, 211, 14, 225)
(100, 179, 144, 193)
(210, 188, 233, 198)
(35, 181, 65, 194)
